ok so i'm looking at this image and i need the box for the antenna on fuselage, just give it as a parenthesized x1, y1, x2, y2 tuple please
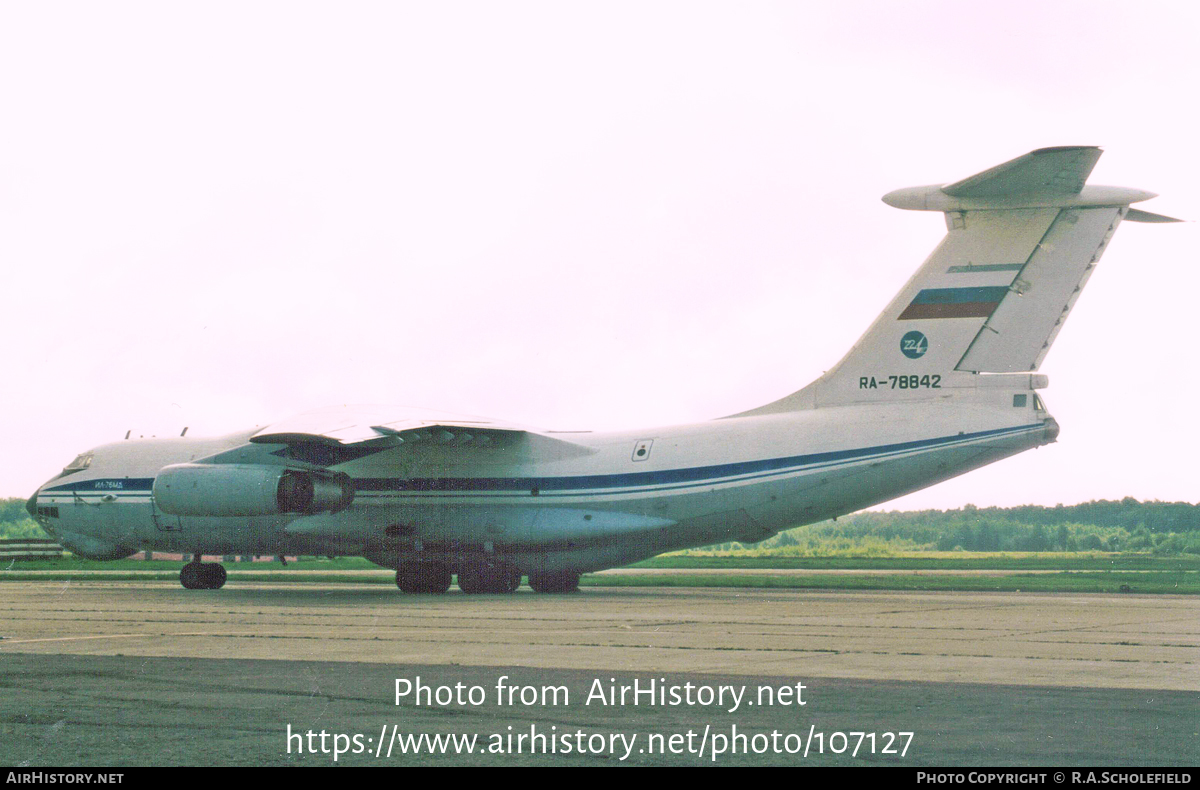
(124, 430, 131, 440)
(180, 427, 188, 437)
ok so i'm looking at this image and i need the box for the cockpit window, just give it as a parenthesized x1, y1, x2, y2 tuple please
(57, 452, 93, 478)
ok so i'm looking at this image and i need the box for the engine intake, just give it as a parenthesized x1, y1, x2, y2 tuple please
(154, 464, 354, 517)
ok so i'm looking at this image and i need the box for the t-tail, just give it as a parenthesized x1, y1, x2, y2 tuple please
(740, 146, 1179, 416)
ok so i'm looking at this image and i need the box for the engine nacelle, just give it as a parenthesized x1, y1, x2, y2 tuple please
(153, 464, 354, 517)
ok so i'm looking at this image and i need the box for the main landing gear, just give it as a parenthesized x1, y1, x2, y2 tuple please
(527, 571, 581, 594)
(180, 560, 226, 590)
(395, 562, 453, 594)
(456, 563, 522, 594)
(393, 561, 581, 594)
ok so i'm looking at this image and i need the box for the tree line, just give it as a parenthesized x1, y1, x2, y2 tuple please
(702, 498, 1200, 555)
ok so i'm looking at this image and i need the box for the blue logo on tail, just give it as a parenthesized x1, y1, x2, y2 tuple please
(901, 331, 928, 359)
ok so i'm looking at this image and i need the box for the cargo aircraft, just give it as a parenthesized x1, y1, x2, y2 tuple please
(26, 147, 1179, 593)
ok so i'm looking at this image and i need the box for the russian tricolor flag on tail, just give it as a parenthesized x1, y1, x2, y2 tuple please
(898, 286, 1010, 320)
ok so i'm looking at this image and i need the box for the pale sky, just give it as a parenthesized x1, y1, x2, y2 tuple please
(2, 1, 1197, 508)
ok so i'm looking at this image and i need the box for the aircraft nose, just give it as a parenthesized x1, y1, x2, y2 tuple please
(25, 490, 38, 518)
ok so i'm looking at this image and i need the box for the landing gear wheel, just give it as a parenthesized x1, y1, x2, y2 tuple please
(396, 570, 418, 594)
(180, 561, 226, 590)
(528, 571, 580, 593)
(396, 563, 452, 594)
(456, 566, 485, 594)
(205, 563, 227, 589)
(457, 563, 521, 594)
(180, 562, 201, 590)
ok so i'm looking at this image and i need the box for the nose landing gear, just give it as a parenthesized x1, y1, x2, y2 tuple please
(180, 560, 227, 590)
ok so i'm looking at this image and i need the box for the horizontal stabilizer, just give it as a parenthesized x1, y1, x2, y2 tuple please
(882, 146, 1158, 212)
(1126, 208, 1183, 223)
(943, 146, 1102, 197)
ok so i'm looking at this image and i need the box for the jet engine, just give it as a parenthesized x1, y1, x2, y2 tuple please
(153, 464, 354, 517)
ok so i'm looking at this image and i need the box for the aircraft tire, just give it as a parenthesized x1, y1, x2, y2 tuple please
(180, 562, 201, 590)
(397, 563, 452, 594)
(456, 567, 484, 594)
(528, 571, 580, 593)
(395, 568, 418, 593)
(181, 561, 225, 590)
(458, 564, 520, 594)
(423, 564, 453, 593)
(205, 563, 227, 589)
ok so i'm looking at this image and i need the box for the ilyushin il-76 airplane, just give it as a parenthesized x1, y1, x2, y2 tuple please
(27, 147, 1179, 594)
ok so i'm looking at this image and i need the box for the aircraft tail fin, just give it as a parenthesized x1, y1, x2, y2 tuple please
(739, 147, 1176, 415)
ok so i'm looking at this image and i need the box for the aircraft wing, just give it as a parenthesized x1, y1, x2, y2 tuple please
(232, 404, 597, 462)
(250, 404, 529, 446)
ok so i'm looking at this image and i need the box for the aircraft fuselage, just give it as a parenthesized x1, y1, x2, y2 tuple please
(31, 395, 1055, 575)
